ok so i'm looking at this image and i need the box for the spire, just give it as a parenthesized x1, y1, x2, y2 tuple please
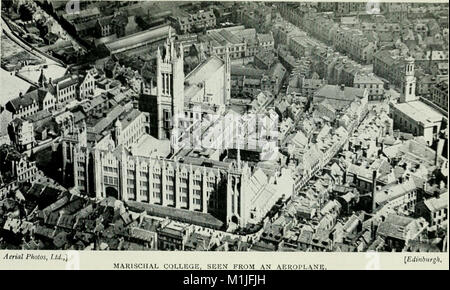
(164, 42, 170, 63)
(199, 42, 206, 61)
(38, 69, 47, 87)
(226, 44, 230, 66)
(179, 42, 184, 59)
(225, 43, 230, 61)
(237, 141, 241, 170)
(170, 38, 175, 60)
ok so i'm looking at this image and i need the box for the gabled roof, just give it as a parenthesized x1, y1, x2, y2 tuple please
(231, 65, 264, 78)
(424, 193, 448, 212)
(7, 88, 52, 111)
(377, 214, 416, 241)
(314, 85, 366, 107)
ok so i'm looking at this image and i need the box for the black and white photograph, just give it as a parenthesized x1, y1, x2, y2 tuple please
(0, 0, 448, 271)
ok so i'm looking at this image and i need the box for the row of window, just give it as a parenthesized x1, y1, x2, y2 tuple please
(433, 208, 447, 219)
(133, 190, 203, 207)
(58, 85, 76, 96)
(104, 176, 119, 185)
(16, 106, 38, 118)
(18, 168, 37, 181)
(104, 166, 118, 173)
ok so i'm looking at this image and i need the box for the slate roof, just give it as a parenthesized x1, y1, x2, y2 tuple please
(424, 193, 448, 212)
(7, 89, 51, 111)
(377, 214, 415, 241)
(315, 85, 365, 102)
(126, 201, 224, 229)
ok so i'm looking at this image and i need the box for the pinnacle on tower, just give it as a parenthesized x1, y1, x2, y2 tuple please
(225, 43, 230, 60)
(164, 42, 170, 63)
(38, 68, 47, 87)
(179, 42, 184, 59)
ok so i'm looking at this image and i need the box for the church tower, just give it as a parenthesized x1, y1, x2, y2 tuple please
(155, 28, 185, 139)
(399, 56, 417, 103)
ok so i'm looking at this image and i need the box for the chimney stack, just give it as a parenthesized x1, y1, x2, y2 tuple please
(435, 138, 444, 166)
(372, 170, 377, 213)
(370, 220, 376, 241)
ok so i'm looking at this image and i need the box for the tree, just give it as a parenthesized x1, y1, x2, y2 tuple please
(18, 5, 33, 22)
(1, 0, 13, 11)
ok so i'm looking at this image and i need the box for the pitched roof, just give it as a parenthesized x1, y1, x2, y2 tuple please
(126, 201, 223, 229)
(184, 56, 225, 101)
(424, 193, 448, 212)
(377, 214, 416, 241)
(105, 24, 172, 53)
(257, 33, 274, 43)
(129, 226, 156, 242)
(7, 88, 51, 111)
(231, 65, 264, 78)
(314, 85, 365, 110)
(374, 178, 418, 205)
(52, 74, 79, 90)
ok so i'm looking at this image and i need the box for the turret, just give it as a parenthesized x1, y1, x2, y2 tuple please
(114, 119, 122, 146)
(38, 69, 48, 87)
(399, 56, 417, 103)
(179, 42, 184, 60)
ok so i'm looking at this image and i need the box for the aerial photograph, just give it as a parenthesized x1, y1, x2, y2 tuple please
(0, 0, 448, 252)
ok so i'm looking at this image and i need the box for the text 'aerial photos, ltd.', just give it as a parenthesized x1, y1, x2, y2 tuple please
(0, 0, 448, 255)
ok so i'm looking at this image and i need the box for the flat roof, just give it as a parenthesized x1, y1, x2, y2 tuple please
(392, 101, 445, 125)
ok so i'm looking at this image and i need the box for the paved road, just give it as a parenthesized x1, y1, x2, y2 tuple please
(33, 1, 87, 53)
(1, 16, 65, 67)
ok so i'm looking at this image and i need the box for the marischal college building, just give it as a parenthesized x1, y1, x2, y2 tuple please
(59, 34, 293, 230)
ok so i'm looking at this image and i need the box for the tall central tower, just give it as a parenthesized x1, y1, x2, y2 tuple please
(155, 30, 185, 139)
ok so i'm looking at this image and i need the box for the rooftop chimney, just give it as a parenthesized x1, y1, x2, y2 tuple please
(372, 170, 377, 213)
(435, 138, 444, 166)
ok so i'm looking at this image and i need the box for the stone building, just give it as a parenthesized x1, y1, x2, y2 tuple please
(389, 57, 446, 145)
(139, 34, 185, 140)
